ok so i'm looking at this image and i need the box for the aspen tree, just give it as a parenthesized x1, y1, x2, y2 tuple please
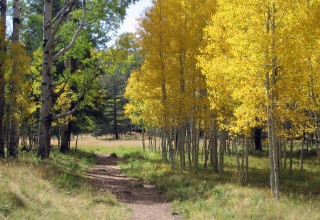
(199, 0, 310, 198)
(38, 0, 87, 159)
(126, 0, 216, 171)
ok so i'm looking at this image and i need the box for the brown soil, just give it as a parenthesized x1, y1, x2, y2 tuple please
(86, 155, 181, 220)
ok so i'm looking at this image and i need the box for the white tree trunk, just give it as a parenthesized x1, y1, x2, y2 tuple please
(37, 0, 53, 159)
(244, 135, 249, 183)
(38, 0, 86, 159)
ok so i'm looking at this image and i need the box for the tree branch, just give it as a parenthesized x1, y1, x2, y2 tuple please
(52, 94, 84, 121)
(52, 56, 103, 121)
(51, 0, 76, 41)
(52, 0, 87, 62)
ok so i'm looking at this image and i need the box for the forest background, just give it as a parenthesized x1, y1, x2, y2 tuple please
(1, 0, 320, 218)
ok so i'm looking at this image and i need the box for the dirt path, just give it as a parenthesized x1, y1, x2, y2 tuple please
(86, 155, 181, 220)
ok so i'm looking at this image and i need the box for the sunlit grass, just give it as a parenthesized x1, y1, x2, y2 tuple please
(118, 147, 320, 220)
(0, 150, 129, 220)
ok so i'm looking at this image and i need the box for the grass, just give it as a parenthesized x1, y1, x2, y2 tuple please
(118, 148, 320, 220)
(0, 149, 129, 220)
(77, 143, 143, 157)
(2, 135, 320, 220)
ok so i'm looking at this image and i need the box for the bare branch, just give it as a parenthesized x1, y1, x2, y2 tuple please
(52, 0, 87, 62)
(50, 0, 76, 46)
(52, 95, 83, 121)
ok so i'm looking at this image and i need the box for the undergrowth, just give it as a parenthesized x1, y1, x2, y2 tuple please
(119, 149, 320, 220)
(0, 149, 128, 220)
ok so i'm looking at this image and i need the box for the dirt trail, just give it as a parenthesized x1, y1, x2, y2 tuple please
(86, 155, 180, 220)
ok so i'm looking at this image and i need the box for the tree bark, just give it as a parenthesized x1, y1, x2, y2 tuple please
(265, 2, 280, 199)
(178, 124, 185, 172)
(300, 136, 305, 171)
(283, 140, 287, 169)
(314, 113, 320, 163)
(289, 137, 293, 174)
(161, 129, 167, 161)
(113, 96, 119, 139)
(37, 0, 53, 159)
(187, 127, 192, 171)
(219, 130, 227, 178)
(168, 129, 175, 170)
(209, 118, 219, 173)
(234, 137, 242, 183)
(0, 0, 7, 158)
(244, 135, 250, 183)
(38, 0, 86, 159)
(60, 121, 72, 153)
(203, 132, 209, 169)
(142, 127, 146, 151)
(75, 131, 78, 151)
(271, 2, 280, 199)
(8, 0, 21, 158)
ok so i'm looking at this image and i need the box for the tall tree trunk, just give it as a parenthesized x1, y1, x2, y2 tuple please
(271, 10, 280, 200)
(187, 127, 192, 171)
(8, 0, 21, 158)
(113, 96, 119, 140)
(0, 0, 7, 158)
(142, 127, 146, 151)
(278, 138, 282, 170)
(161, 129, 167, 161)
(315, 113, 320, 163)
(38, 0, 53, 159)
(235, 138, 242, 183)
(266, 2, 280, 199)
(60, 121, 72, 153)
(203, 131, 209, 169)
(153, 128, 157, 151)
(168, 129, 175, 170)
(241, 137, 245, 184)
(300, 136, 305, 171)
(192, 121, 199, 172)
(38, 0, 86, 159)
(75, 131, 79, 151)
(178, 124, 185, 172)
(219, 130, 227, 178)
(209, 118, 219, 173)
(244, 135, 250, 183)
(283, 140, 287, 169)
(289, 137, 294, 174)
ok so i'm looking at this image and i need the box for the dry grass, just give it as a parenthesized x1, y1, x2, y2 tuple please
(0, 152, 129, 220)
(51, 134, 143, 148)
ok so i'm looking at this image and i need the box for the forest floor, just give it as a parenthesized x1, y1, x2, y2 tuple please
(86, 154, 181, 220)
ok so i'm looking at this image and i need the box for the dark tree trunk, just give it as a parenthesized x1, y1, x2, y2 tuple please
(60, 121, 72, 153)
(219, 130, 227, 178)
(8, 0, 21, 158)
(113, 97, 119, 139)
(209, 119, 219, 173)
(289, 137, 293, 174)
(0, 0, 7, 158)
(254, 127, 263, 151)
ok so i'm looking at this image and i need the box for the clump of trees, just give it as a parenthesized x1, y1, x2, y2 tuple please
(0, 0, 139, 159)
(125, 0, 320, 199)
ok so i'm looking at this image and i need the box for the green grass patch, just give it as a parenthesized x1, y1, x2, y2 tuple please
(117, 148, 320, 220)
(78, 145, 142, 157)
